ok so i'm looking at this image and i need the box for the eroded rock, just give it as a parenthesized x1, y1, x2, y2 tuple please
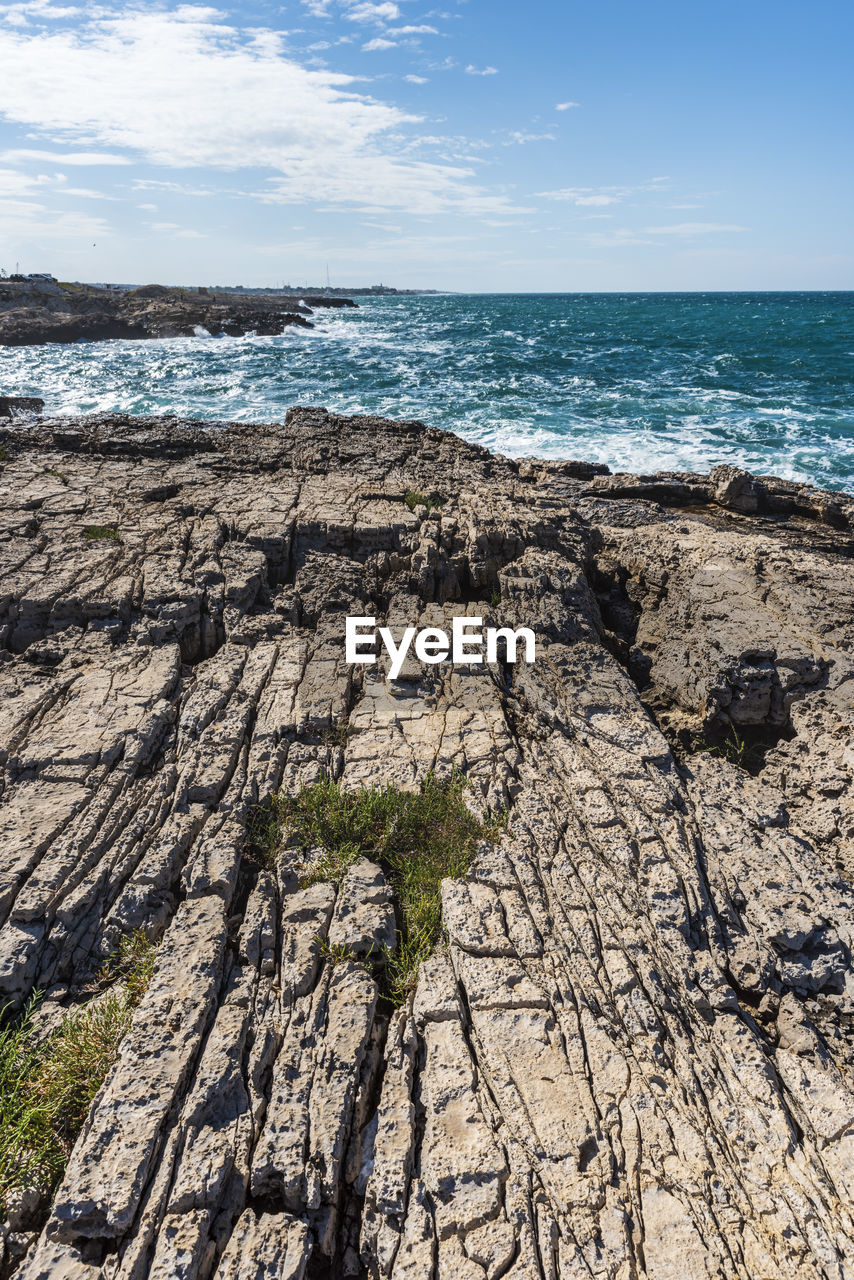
(1, 409, 853, 1279)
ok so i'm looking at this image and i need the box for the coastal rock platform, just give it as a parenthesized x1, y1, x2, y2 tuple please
(0, 409, 853, 1279)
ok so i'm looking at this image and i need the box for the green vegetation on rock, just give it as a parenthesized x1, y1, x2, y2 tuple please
(689, 724, 768, 773)
(0, 930, 155, 1220)
(404, 488, 444, 514)
(248, 771, 504, 1005)
(82, 524, 121, 542)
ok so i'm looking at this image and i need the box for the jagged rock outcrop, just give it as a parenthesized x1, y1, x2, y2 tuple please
(0, 282, 359, 346)
(0, 399, 44, 421)
(1, 410, 853, 1279)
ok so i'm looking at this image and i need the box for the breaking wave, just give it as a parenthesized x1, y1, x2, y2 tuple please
(4, 290, 853, 492)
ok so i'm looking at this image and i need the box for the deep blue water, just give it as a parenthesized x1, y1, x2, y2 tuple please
(3, 291, 853, 492)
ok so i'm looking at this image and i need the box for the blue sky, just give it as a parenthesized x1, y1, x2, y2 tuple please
(0, 0, 851, 289)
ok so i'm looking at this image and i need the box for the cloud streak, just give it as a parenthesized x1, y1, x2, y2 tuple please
(642, 222, 748, 236)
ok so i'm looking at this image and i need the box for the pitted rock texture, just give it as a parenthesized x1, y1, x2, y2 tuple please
(1, 409, 853, 1280)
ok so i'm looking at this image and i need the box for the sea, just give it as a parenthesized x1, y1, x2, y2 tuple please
(4, 291, 853, 493)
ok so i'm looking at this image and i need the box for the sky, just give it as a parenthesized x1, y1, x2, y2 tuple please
(0, 0, 851, 290)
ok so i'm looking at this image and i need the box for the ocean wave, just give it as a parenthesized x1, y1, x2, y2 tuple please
(3, 292, 853, 493)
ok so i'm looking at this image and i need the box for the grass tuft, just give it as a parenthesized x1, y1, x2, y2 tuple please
(317, 937, 369, 967)
(0, 931, 155, 1220)
(46, 468, 69, 486)
(251, 771, 505, 1005)
(96, 929, 156, 1003)
(689, 725, 767, 773)
(0, 444, 8, 463)
(82, 524, 121, 542)
(404, 489, 444, 514)
(318, 722, 352, 749)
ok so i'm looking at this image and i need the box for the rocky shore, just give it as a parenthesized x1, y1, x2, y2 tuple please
(0, 282, 357, 346)
(0, 408, 853, 1279)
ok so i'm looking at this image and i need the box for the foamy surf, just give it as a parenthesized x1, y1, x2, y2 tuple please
(4, 291, 853, 492)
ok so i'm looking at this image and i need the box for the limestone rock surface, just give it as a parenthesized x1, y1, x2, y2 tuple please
(0, 409, 853, 1279)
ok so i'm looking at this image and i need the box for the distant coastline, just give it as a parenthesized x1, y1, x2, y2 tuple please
(0, 277, 364, 347)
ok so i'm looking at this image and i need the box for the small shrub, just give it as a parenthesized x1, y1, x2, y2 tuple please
(28, 992, 137, 1149)
(258, 772, 505, 1004)
(0, 996, 62, 1214)
(46, 469, 69, 486)
(0, 931, 156, 1220)
(82, 524, 120, 542)
(0, 445, 8, 463)
(245, 801, 287, 871)
(404, 489, 444, 514)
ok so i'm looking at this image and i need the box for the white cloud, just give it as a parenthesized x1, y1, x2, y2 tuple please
(586, 228, 655, 247)
(555, 101, 578, 111)
(0, 148, 131, 165)
(539, 187, 624, 206)
(584, 221, 748, 247)
(405, 74, 428, 83)
(149, 220, 206, 237)
(503, 130, 555, 146)
(61, 186, 117, 199)
(262, 152, 528, 216)
(0, 6, 519, 214)
(362, 36, 396, 49)
(642, 222, 748, 235)
(390, 24, 438, 34)
(465, 64, 497, 76)
(0, 197, 110, 248)
(344, 2, 399, 21)
(0, 167, 116, 202)
(1, 1, 83, 21)
(0, 167, 52, 196)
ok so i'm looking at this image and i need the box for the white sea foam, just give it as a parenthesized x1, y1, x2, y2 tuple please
(4, 293, 852, 493)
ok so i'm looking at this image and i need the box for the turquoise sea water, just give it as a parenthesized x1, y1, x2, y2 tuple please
(3, 291, 853, 492)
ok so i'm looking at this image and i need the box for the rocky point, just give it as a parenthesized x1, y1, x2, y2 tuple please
(0, 281, 357, 346)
